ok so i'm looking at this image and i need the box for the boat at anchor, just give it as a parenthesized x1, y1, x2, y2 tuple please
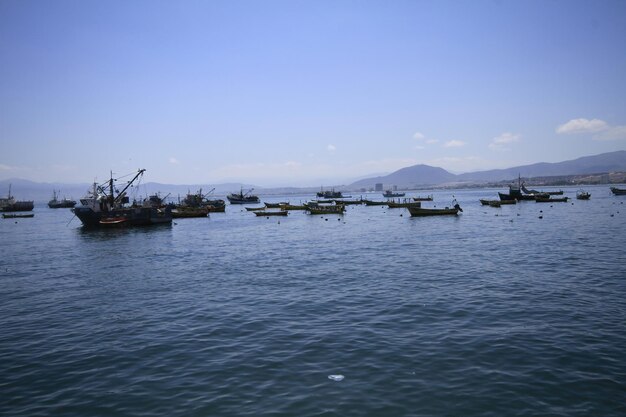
(72, 169, 172, 228)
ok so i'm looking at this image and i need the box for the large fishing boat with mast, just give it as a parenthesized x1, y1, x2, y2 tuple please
(227, 188, 260, 204)
(48, 190, 76, 208)
(0, 185, 34, 212)
(72, 169, 172, 227)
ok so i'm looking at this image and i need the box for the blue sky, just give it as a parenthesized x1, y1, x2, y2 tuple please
(1, 0, 625, 186)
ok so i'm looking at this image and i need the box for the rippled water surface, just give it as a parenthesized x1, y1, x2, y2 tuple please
(2, 187, 625, 416)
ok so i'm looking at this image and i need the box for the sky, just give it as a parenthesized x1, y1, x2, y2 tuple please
(1, 0, 625, 187)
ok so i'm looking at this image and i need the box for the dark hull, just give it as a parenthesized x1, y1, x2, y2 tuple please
(498, 192, 536, 201)
(227, 196, 260, 204)
(73, 206, 172, 227)
(48, 201, 76, 208)
(0, 201, 34, 212)
(535, 197, 569, 203)
(407, 206, 460, 216)
(610, 187, 626, 195)
(3, 213, 34, 218)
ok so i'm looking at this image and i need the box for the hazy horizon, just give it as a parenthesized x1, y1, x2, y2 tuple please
(2, 1, 626, 186)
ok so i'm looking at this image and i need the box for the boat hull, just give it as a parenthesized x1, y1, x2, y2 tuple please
(407, 206, 460, 216)
(73, 206, 172, 227)
(0, 201, 34, 212)
(610, 187, 626, 195)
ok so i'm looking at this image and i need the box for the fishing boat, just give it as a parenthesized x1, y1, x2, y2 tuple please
(383, 190, 405, 198)
(363, 199, 388, 206)
(245, 206, 266, 211)
(2, 213, 35, 219)
(72, 169, 172, 228)
(480, 199, 516, 206)
(407, 203, 462, 217)
(499, 176, 546, 201)
(387, 199, 422, 208)
(576, 190, 591, 200)
(227, 188, 260, 204)
(535, 196, 569, 203)
(280, 203, 308, 210)
(0, 185, 34, 212)
(317, 188, 343, 198)
(176, 188, 225, 214)
(610, 186, 626, 195)
(265, 202, 287, 208)
(254, 210, 288, 217)
(307, 204, 345, 215)
(522, 183, 563, 195)
(48, 190, 76, 208)
(172, 206, 210, 218)
(413, 195, 433, 201)
(488, 201, 501, 208)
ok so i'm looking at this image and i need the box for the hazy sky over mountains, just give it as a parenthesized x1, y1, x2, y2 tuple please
(1, 0, 625, 186)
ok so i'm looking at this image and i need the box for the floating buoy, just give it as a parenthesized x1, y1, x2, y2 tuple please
(328, 375, 344, 382)
(538, 216, 543, 219)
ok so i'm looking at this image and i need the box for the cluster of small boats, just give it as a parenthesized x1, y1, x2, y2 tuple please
(3, 171, 625, 227)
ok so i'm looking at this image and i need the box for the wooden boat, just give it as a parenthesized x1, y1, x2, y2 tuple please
(413, 195, 433, 201)
(387, 199, 422, 208)
(522, 183, 563, 195)
(535, 196, 569, 203)
(245, 206, 265, 211)
(576, 190, 591, 200)
(383, 190, 405, 198)
(363, 199, 388, 206)
(172, 207, 209, 218)
(610, 186, 626, 195)
(407, 203, 462, 217)
(307, 204, 345, 215)
(2, 213, 34, 218)
(265, 202, 287, 208)
(333, 199, 363, 205)
(254, 210, 288, 217)
(178, 188, 225, 212)
(488, 201, 501, 208)
(280, 203, 308, 210)
(481, 199, 516, 206)
(227, 188, 260, 204)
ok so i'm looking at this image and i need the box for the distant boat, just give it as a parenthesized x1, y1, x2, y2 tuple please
(227, 188, 260, 204)
(407, 203, 462, 217)
(610, 186, 626, 195)
(383, 190, 405, 198)
(176, 188, 225, 214)
(576, 190, 591, 200)
(535, 196, 569, 203)
(522, 183, 563, 196)
(363, 199, 388, 206)
(0, 185, 34, 212)
(2, 213, 34, 219)
(254, 210, 288, 217)
(72, 169, 172, 228)
(48, 190, 76, 208)
(480, 199, 516, 206)
(499, 176, 546, 201)
(317, 188, 343, 198)
(307, 204, 345, 215)
(412, 195, 433, 201)
(387, 199, 422, 208)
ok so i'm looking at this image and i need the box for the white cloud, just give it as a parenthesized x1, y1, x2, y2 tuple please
(327, 144, 336, 152)
(489, 132, 521, 150)
(426, 139, 439, 144)
(557, 118, 626, 140)
(593, 125, 626, 141)
(169, 157, 180, 164)
(413, 132, 425, 140)
(444, 140, 465, 148)
(556, 118, 608, 134)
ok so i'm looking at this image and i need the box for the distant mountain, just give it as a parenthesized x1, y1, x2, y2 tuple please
(457, 150, 626, 182)
(350, 164, 457, 189)
(349, 150, 626, 189)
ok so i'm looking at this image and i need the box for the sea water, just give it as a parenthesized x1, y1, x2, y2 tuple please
(1, 186, 625, 416)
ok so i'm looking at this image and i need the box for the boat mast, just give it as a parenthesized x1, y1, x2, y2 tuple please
(113, 169, 146, 204)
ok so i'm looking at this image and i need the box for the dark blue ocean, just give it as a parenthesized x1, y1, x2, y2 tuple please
(2, 186, 625, 417)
